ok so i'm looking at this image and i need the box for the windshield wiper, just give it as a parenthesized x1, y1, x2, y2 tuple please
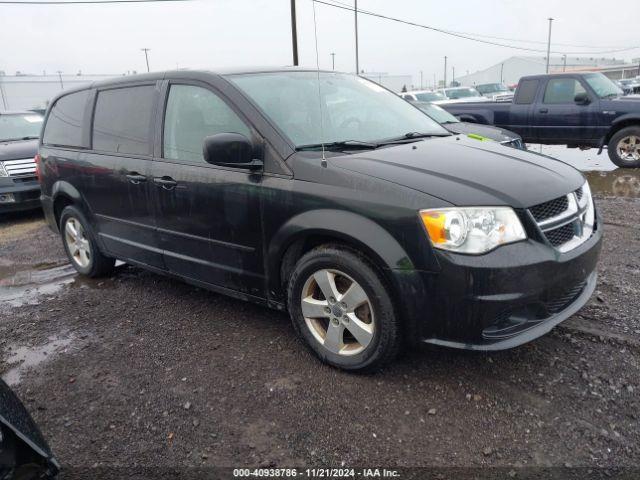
(296, 140, 379, 151)
(376, 131, 451, 146)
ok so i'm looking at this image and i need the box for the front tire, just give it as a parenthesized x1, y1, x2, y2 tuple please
(59, 205, 115, 277)
(287, 245, 400, 372)
(608, 126, 640, 168)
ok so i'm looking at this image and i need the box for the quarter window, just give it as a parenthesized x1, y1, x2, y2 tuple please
(42, 90, 89, 147)
(92, 86, 155, 155)
(163, 85, 251, 163)
(543, 79, 587, 104)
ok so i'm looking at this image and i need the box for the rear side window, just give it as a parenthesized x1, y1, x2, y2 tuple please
(92, 86, 155, 155)
(514, 79, 539, 104)
(42, 90, 89, 147)
(163, 84, 251, 164)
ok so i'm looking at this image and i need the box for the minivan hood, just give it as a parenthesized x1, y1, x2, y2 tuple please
(0, 139, 38, 162)
(331, 136, 584, 208)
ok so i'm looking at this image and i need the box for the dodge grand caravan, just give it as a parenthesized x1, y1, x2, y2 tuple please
(38, 69, 602, 371)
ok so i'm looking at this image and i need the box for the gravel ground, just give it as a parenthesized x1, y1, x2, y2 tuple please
(0, 193, 639, 474)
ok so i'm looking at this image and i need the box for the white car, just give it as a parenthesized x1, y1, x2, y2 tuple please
(436, 86, 487, 103)
(475, 83, 515, 102)
(400, 90, 448, 104)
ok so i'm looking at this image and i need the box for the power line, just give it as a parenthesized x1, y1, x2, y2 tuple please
(314, 0, 640, 55)
(327, 0, 631, 51)
(0, 0, 190, 4)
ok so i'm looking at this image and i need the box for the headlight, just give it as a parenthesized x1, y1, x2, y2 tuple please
(0, 162, 7, 177)
(420, 207, 527, 254)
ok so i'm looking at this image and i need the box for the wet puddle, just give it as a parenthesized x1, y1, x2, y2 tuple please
(583, 170, 640, 198)
(0, 261, 124, 314)
(528, 144, 640, 198)
(1, 334, 75, 386)
(0, 263, 77, 312)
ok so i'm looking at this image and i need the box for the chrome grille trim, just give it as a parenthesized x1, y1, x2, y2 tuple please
(528, 183, 595, 253)
(1, 158, 36, 177)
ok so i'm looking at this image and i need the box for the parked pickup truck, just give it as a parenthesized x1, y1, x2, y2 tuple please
(442, 72, 640, 168)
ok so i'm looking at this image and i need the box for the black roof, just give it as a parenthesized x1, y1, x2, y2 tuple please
(520, 72, 601, 81)
(45, 67, 349, 108)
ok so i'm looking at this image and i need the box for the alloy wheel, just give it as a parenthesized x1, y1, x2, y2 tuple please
(617, 135, 640, 162)
(64, 217, 91, 268)
(300, 269, 374, 356)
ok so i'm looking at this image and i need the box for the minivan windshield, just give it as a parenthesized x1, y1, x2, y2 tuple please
(229, 72, 449, 148)
(0, 113, 43, 142)
(415, 103, 460, 124)
(583, 73, 623, 99)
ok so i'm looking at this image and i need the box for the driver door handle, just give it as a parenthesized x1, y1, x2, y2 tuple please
(125, 172, 147, 184)
(539, 108, 549, 114)
(153, 176, 178, 190)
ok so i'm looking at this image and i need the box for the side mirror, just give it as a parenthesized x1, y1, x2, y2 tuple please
(574, 92, 591, 105)
(0, 379, 59, 478)
(203, 133, 262, 171)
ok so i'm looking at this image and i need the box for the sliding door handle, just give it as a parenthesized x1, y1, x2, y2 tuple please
(538, 108, 549, 114)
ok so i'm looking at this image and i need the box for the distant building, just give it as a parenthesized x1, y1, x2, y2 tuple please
(571, 63, 640, 81)
(0, 73, 123, 111)
(361, 72, 414, 92)
(456, 56, 627, 87)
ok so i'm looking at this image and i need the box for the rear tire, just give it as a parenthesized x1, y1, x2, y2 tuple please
(287, 245, 400, 372)
(608, 126, 640, 168)
(59, 205, 115, 278)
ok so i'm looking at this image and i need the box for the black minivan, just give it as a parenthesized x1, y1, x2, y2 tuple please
(38, 69, 602, 371)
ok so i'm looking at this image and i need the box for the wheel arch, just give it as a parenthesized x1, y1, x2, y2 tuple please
(604, 115, 640, 144)
(267, 209, 429, 343)
(51, 181, 84, 231)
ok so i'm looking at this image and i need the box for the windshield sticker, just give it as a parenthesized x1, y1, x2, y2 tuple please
(24, 116, 44, 123)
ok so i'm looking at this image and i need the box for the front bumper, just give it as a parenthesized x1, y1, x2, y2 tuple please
(416, 223, 602, 350)
(0, 178, 41, 213)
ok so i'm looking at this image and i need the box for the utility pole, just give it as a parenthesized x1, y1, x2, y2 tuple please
(141, 48, 151, 73)
(56, 71, 64, 89)
(290, 0, 299, 66)
(433, 73, 436, 89)
(0, 81, 8, 110)
(500, 62, 504, 83)
(452, 66, 455, 85)
(444, 56, 448, 88)
(545, 18, 553, 74)
(354, 0, 360, 74)
(330, 53, 336, 70)
(562, 54, 567, 72)
(420, 70, 423, 89)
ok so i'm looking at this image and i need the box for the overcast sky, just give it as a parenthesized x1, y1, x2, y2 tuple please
(1, 0, 639, 85)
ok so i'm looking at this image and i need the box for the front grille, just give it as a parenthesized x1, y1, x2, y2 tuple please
(529, 196, 569, 222)
(545, 222, 576, 247)
(1, 158, 36, 177)
(545, 281, 586, 314)
(528, 184, 595, 252)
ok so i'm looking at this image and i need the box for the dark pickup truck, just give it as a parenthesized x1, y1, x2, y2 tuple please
(442, 72, 640, 168)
